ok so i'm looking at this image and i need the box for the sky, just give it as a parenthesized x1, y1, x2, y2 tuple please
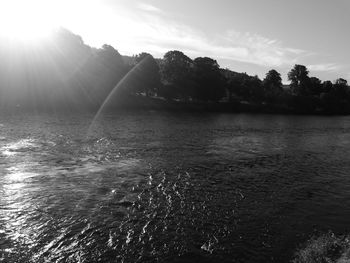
(1, 0, 349, 83)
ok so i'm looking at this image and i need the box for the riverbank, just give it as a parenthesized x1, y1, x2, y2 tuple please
(98, 94, 350, 116)
(2, 93, 349, 116)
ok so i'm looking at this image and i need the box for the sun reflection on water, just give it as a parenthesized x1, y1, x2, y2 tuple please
(6, 166, 37, 182)
(0, 138, 42, 259)
(1, 139, 39, 156)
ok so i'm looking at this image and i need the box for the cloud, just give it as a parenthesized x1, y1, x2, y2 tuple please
(137, 3, 163, 13)
(308, 63, 340, 72)
(102, 11, 307, 68)
(76, 4, 308, 69)
(126, 17, 306, 68)
(213, 31, 305, 67)
(66, 0, 346, 81)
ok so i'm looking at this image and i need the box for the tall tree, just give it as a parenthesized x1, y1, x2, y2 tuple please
(248, 75, 264, 103)
(97, 44, 125, 73)
(322, 80, 333, 93)
(193, 57, 226, 102)
(81, 44, 127, 105)
(309, 77, 322, 96)
(321, 78, 349, 113)
(230, 73, 252, 100)
(221, 69, 244, 102)
(263, 69, 283, 103)
(263, 69, 283, 89)
(288, 64, 310, 96)
(160, 50, 194, 99)
(333, 78, 349, 98)
(126, 52, 161, 96)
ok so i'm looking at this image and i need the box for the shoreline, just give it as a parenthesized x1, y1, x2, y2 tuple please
(85, 94, 350, 116)
(2, 94, 350, 116)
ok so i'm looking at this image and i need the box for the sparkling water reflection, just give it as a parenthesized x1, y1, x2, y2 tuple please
(1, 112, 350, 262)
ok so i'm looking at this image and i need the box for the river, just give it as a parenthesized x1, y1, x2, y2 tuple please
(1, 112, 350, 262)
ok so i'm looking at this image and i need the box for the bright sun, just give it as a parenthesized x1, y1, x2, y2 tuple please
(0, 0, 136, 51)
(0, 0, 117, 47)
(0, 0, 61, 42)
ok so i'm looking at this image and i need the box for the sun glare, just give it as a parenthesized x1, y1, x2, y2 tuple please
(0, 0, 140, 53)
(0, 0, 60, 42)
(0, 0, 119, 47)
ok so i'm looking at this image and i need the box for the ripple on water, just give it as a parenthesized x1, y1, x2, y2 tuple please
(103, 169, 245, 263)
(0, 133, 147, 263)
(2, 113, 350, 263)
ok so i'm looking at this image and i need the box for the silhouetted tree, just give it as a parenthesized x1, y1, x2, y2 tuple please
(97, 44, 125, 73)
(248, 75, 264, 103)
(52, 28, 92, 69)
(320, 79, 349, 113)
(222, 69, 244, 102)
(322, 80, 333, 93)
(226, 73, 252, 100)
(82, 44, 127, 104)
(193, 57, 226, 102)
(309, 77, 322, 96)
(335, 78, 348, 86)
(288, 64, 310, 96)
(230, 73, 264, 102)
(333, 78, 349, 98)
(160, 50, 194, 100)
(126, 52, 161, 96)
(263, 69, 283, 104)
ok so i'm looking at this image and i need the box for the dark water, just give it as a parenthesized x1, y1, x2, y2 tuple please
(1, 112, 350, 262)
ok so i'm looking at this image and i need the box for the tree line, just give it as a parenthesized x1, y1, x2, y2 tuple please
(0, 28, 349, 114)
(155, 51, 350, 114)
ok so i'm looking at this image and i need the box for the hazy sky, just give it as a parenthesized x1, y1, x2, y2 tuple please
(6, 0, 350, 83)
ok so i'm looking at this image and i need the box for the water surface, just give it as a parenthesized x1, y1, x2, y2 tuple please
(1, 112, 350, 262)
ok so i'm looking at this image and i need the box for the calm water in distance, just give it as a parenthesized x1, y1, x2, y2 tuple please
(1, 112, 350, 262)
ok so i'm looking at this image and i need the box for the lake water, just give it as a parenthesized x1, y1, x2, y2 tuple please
(1, 112, 350, 262)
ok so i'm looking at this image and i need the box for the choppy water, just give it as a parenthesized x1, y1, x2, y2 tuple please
(1, 112, 350, 262)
